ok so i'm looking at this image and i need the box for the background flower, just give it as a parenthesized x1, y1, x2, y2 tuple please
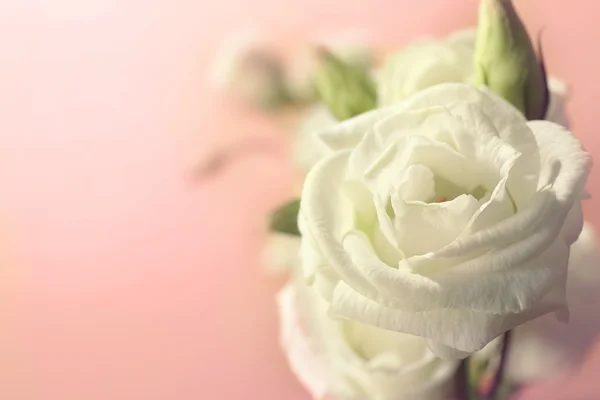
(376, 29, 568, 126)
(377, 29, 476, 106)
(506, 222, 600, 383)
(277, 280, 458, 400)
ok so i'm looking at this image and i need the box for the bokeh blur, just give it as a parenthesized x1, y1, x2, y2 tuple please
(1, 0, 599, 399)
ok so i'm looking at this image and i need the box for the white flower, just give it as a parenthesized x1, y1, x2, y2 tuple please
(262, 233, 302, 274)
(209, 30, 285, 107)
(299, 83, 591, 359)
(377, 29, 476, 107)
(293, 104, 339, 173)
(376, 29, 567, 126)
(506, 221, 600, 382)
(277, 279, 458, 400)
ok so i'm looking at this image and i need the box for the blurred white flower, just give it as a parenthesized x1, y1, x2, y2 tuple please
(377, 29, 476, 106)
(262, 233, 301, 274)
(506, 222, 600, 383)
(277, 279, 459, 400)
(293, 104, 338, 173)
(209, 30, 287, 108)
(377, 29, 568, 126)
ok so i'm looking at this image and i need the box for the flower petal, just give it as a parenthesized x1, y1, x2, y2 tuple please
(530, 121, 592, 204)
(301, 150, 379, 299)
(277, 284, 331, 399)
(293, 104, 337, 173)
(261, 233, 301, 273)
(393, 194, 480, 257)
(318, 106, 395, 152)
(341, 229, 569, 314)
(330, 274, 567, 357)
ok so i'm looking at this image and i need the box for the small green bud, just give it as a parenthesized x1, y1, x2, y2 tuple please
(474, 0, 549, 120)
(269, 198, 301, 236)
(313, 49, 377, 121)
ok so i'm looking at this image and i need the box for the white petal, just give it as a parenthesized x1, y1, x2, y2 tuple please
(298, 211, 326, 280)
(330, 275, 567, 357)
(318, 107, 396, 152)
(402, 85, 541, 205)
(422, 190, 558, 260)
(393, 194, 480, 257)
(276, 284, 331, 399)
(446, 28, 477, 48)
(283, 280, 459, 400)
(341, 230, 569, 314)
(463, 155, 516, 235)
(331, 281, 502, 355)
(293, 105, 338, 173)
(561, 200, 584, 247)
(530, 120, 592, 205)
(391, 164, 436, 202)
(546, 77, 569, 127)
(377, 30, 475, 106)
(372, 194, 400, 250)
(301, 151, 380, 299)
(421, 118, 592, 269)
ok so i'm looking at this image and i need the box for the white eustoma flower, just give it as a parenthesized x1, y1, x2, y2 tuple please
(262, 233, 302, 274)
(277, 279, 458, 400)
(376, 29, 567, 126)
(293, 104, 339, 173)
(377, 29, 477, 106)
(299, 83, 592, 359)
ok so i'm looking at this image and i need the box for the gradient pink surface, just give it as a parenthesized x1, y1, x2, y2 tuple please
(1, 1, 599, 399)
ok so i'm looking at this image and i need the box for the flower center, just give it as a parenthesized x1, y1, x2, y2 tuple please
(433, 175, 488, 204)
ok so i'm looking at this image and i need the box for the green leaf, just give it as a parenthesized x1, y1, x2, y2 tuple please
(269, 198, 301, 236)
(313, 49, 377, 121)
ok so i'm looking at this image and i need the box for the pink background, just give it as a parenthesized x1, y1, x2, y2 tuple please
(1, 0, 599, 399)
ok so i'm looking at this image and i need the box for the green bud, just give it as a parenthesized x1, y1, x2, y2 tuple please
(313, 49, 377, 121)
(269, 198, 301, 236)
(474, 0, 549, 120)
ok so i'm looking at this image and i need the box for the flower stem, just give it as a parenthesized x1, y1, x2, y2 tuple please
(485, 331, 513, 400)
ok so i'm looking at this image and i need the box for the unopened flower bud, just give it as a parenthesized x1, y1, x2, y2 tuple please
(474, 0, 549, 120)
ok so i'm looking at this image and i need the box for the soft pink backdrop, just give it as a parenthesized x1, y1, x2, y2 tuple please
(1, 0, 599, 399)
